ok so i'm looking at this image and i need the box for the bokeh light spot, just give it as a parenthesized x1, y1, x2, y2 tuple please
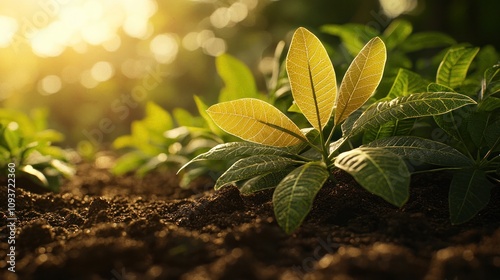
(0, 16, 18, 48)
(150, 33, 179, 64)
(91, 61, 114, 82)
(202, 37, 226, 56)
(39, 75, 62, 95)
(380, 0, 417, 18)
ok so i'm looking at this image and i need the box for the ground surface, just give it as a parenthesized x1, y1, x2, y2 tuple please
(1, 161, 499, 280)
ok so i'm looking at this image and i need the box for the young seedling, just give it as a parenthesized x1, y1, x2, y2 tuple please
(0, 108, 74, 192)
(181, 27, 476, 233)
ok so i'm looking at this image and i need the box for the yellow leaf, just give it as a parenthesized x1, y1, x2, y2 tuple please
(286, 27, 337, 132)
(207, 98, 305, 147)
(335, 37, 387, 124)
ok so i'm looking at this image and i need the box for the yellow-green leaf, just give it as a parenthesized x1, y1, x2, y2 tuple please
(335, 37, 387, 124)
(206, 98, 305, 147)
(286, 27, 336, 132)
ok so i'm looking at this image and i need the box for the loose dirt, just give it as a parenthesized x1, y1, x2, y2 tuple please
(1, 162, 499, 279)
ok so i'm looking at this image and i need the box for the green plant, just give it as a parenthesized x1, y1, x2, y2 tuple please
(181, 27, 476, 233)
(112, 101, 222, 186)
(364, 40, 500, 224)
(0, 108, 74, 191)
(321, 19, 458, 98)
(112, 51, 284, 186)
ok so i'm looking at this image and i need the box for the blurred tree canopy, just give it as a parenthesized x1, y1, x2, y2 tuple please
(0, 0, 497, 147)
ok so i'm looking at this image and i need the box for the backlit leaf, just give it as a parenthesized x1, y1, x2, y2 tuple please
(321, 24, 379, 56)
(179, 142, 296, 172)
(350, 92, 476, 136)
(449, 169, 494, 224)
(273, 162, 329, 234)
(382, 19, 412, 50)
(362, 118, 416, 143)
(239, 169, 293, 194)
(215, 155, 303, 189)
(286, 27, 336, 131)
(207, 98, 305, 147)
(365, 136, 472, 167)
(334, 148, 410, 207)
(437, 47, 480, 89)
(335, 37, 387, 124)
(216, 54, 259, 102)
(387, 68, 427, 99)
(427, 82, 455, 93)
(143, 101, 173, 133)
(399, 32, 456, 53)
(194, 95, 225, 136)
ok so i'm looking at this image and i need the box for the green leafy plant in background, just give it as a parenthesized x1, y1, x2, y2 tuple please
(112, 52, 272, 187)
(0, 108, 74, 191)
(181, 27, 476, 233)
(365, 42, 499, 224)
(112, 101, 222, 187)
(322, 19, 458, 98)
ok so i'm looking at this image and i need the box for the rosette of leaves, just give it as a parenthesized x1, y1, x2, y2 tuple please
(181, 27, 476, 233)
(0, 108, 74, 192)
(366, 44, 499, 224)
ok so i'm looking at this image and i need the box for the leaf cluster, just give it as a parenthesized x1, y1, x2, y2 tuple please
(182, 26, 496, 233)
(0, 108, 74, 191)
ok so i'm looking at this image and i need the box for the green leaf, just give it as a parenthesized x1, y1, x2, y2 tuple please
(433, 106, 473, 143)
(1, 123, 21, 153)
(179, 141, 296, 172)
(215, 155, 303, 190)
(350, 92, 476, 136)
(112, 152, 148, 176)
(335, 37, 387, 124)
(362, 118, 416, 143)
(399, 32, 456, 53)
(387, 68, 427, 99)
(286, 27, 337, 131)
(194, 95, 225, 136)
(437, 47, 480, 89)
(484, 119, 500, 150)
(449, 169, 494, 224)
(239, 169, 293, 194)
(35, 129, 64, 143)
(334, 148, 410, 207)
(173, 108, 204, 127)
(382, 19, 413, 50)
(427, 82, 455, 93)
(273, 162, 329, 234)
(207, 98, 306, 147)
(466, 112, 491, 148)
(484, 64, 500, 97)
(20, 165, 49, 187)
(217, 53, 259, 102)
(321, 24, 379, 56)
(478, 97, 500, 111)
(143, 102, 173, 133)
(112, 135, 135, 150)
(365, 136, 472, 167)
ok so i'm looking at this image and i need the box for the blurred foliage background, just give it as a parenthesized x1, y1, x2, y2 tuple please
(0, 0, 498, 148)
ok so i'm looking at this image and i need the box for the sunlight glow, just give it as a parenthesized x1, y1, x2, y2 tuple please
(150, 34, 179, 64)
(0, 16, 18, 47)
(7, 0, 158, 57)
(91, 61, 114, 82)
(379, 0, 418, 18)
(39, 75, 62, 95)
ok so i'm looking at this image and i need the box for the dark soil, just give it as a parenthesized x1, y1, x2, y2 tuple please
(1, 161, 499, 280)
